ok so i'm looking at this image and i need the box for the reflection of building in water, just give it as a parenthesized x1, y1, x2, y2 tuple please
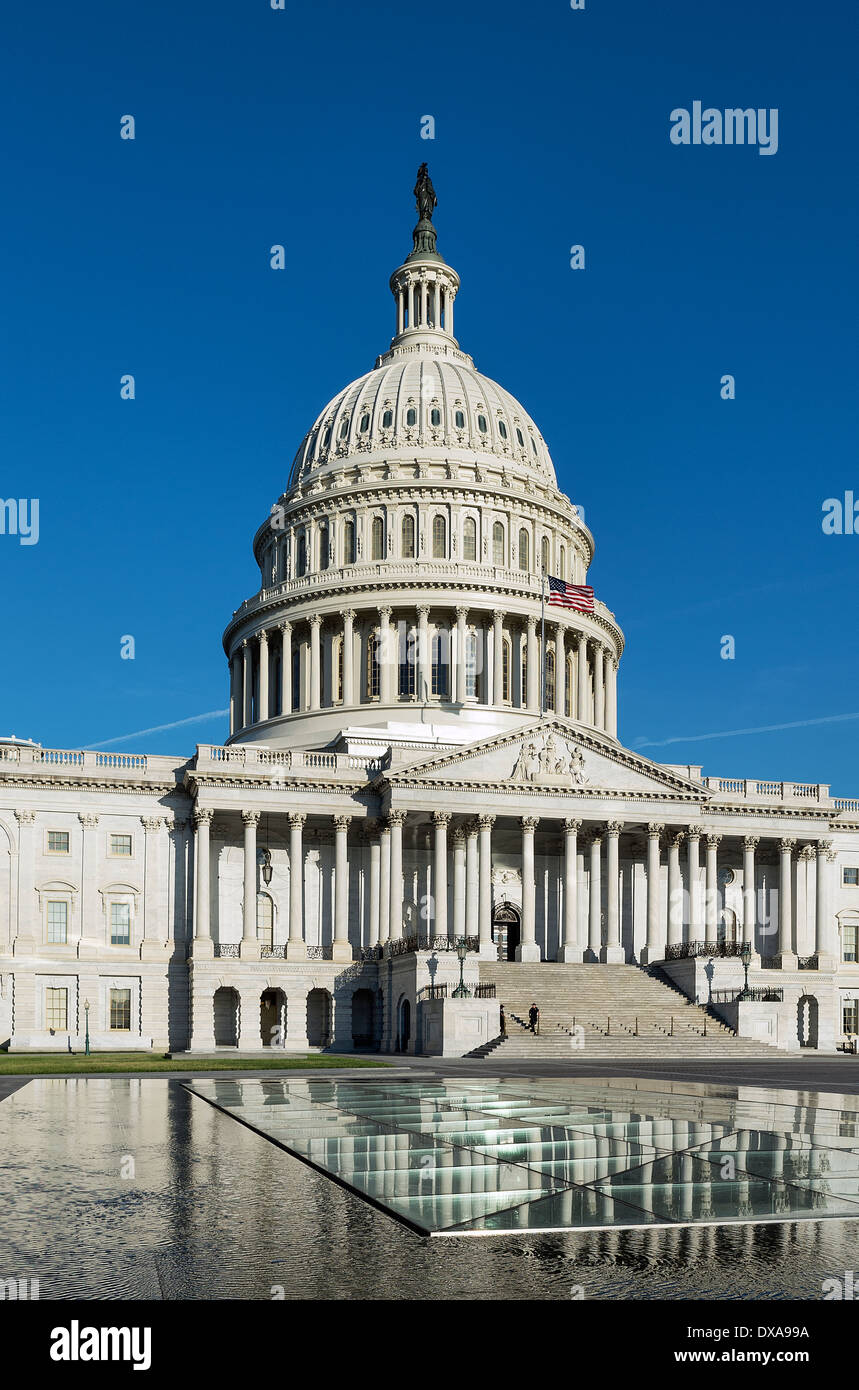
(3, 171, 859, 1057)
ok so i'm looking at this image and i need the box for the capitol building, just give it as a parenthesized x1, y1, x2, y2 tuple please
(3, 170, 859, 1059)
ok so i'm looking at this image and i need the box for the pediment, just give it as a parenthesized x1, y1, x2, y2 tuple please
(387, 718, 706, 797)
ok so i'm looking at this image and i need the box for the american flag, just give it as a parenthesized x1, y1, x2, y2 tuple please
(547, 575, 595, 612)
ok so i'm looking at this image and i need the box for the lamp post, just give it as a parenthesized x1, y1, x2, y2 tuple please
(84, 998, 90, 1057)
(740, 941, 752, 1001)
(452, 938, 471, 998)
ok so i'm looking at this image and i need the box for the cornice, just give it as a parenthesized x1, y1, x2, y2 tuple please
(0, 777, 186, 797)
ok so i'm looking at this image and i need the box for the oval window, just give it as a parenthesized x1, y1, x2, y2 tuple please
(406, 407, 417, 426)
(339, 418, 349, 439)
(498, 420, 508, 439)
(454, 410, 465, 429)
(477, 414, 488, 433)
(516, 428, 524, 447)
(360, 413, 370, 432)
(322, 427, 331, 447)
(382, 409, 393, 428)
(430, 408, 441, 426)
(531, 435, 537, 455)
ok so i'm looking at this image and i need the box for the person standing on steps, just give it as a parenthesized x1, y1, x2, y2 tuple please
(528, 1002, 540, 1035)
(499, 1005, 507, 1038)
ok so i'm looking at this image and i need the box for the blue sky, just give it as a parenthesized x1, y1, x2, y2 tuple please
(1, 0, 857, 790)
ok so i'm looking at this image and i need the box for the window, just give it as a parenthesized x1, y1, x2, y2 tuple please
(531, 435, 537, 455)
(454, 410, 465, 429)
(465, 631, 479, 699)
(296, 534, 307, 577)
(371, 516, 384, 560)
(843, 923, 858, 963)
(405, 407, 417, 426)
(109, 833, 132, 857)
(502, 639, 511, 703)
(541, 536, 549, 574)
(291, 647, 300, 710)
(518, 528, 529, 571)
(110, 989, 132, 1031)
(343, 520, 356, 565)
(47, 830, 69, 854)
(545, 649, 555, 710)
(498, 420, 508, 440)
(367, 632, 380, 699)
(430, 408, 441, 426)
(516, 428, 524, 448)
(46, 987, 68, 1032)
(844, 868, 859, 887)
(382, 409, 393, 429)
(844, 999, 859, 1036)
(463, 517, 477, 561)
(339, 417, 349, 439)
(401, 514, 415, 558)
(431, 631, 448, 698)
(257, 892, 274, 947)
(319, 525, 329, 570)
(110, 902, 131, 945)
(565, 655, 574, 717)
(432, 515, 446, 558)
(47, 900, 68, 944)
(336, 639, 343, 702)
(493, 521, 504, 565)
(559, 544, 566, 580)
(322, 426, 331, 448)
(477, 414, 488, 434)
(359, 412, 370, 432)
(521, 645, 528, 704)
(399, 627, 416, 698)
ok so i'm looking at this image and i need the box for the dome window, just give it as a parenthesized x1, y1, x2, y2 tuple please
(401, 514, 416, 558)
(359, 413, 370, 433)
(477, 414, 488, 433)
(319, 525, 330, 570)
(516, 428, 525, 448)
(382, 409, 393, 429)
(371, 516, 385, 561)
(344, 520, 356, 565)
(541, 536, 549, 574)
(406, 407, 417, 427)
(530, 435, 537, 455)
(518, 528, 529, 572)
(430, 408, 441, 427)
(498, 420, 508, 440)
(339, 418, 349, 440)
(463, 517, 477, 562)
(454, 410, 465, 429)
(432, 514, 446, 558)
(322, 427, 331, 448)
(492, 521, 505, 565)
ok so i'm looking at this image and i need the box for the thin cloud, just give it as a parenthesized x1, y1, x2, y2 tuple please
(86, 709, 229, 750)
(633, 710, 859, 751)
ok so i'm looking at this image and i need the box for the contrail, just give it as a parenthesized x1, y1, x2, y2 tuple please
(86, 709, 229, 750)
(634, 710, 859, 751)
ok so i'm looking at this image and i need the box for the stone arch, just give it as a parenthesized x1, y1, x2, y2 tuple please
(397, 994, 412, 1053)
(213, 986, 240, 1047)
(260, 987, 286, 1046)
(493, 900, 521, 962)
(306, 988, 332, 1048)
(351, 987, 378, 1051)
(797, 993, 819, 1049)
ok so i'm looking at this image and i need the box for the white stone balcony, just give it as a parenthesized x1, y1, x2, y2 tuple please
(0, 744, 184, 782)
(701, 775, 859, 812)
(193, 744, 386, 778)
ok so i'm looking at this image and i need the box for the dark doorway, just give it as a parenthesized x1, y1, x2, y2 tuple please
(398, 998, 411, 1053)
(493, 903, 521, 962)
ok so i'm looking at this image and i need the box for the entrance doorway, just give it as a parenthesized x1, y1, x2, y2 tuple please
(493, 903, 521, 962)
(398, 998, 411, 1053)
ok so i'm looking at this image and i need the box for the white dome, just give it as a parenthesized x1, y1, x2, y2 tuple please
(287, 354, 557, 490)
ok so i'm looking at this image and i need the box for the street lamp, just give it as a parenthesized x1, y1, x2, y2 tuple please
(452, 939, 471, 998)
(83, 998, 90, 1057)
(740, 941, 752, 1001)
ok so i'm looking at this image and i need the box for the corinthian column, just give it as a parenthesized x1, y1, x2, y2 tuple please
(279, 622, 292, 715)
(13, 810, 36, 952)
(686, 828, 702, 946)
(605, 656, 618, 737)
(554, 625, 566, 717)
(332, 815, 352, 962)
(705, 831, 722, 941)
(452, 827, 466, 937)
(593, 645, 605, 729)
(492, 611, 503, 705)
(388, 810, 405, 941)
(816, 840, 836, 968)
(368, 828, 381, 947)
(559, 818, 583, 961)
(309, 615, 321, 711)
(525, 617, 539, 711)
(417, 606, 430, 702)
(192, 808, 214, 955)
(287, 813, 306, 960)
(433, 811, 450, 939)
(258, 631, 269, 722)
(517, 816, 541, 961)
(779, 838, 797, 967)
(241, 811, 260, 958)
(742, 835, 759, 955)
(342, 609, 355, 706)
(587, 832, 602, 960)
(478, 815, 495, 957)
(242, 640, 253, 728)
(601, 821, 624, 962)
(641, 823, 664, 964)
(465, 821, 479, 934)
(577, 633, 588, 722)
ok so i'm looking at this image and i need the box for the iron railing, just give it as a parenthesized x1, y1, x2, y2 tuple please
(710, 987, 784, 1003)
(214, 943, 240, 958)
(664, 941, 746, 960)
(473, 983, 497, 998)
(797, 956, 819, 970)
(387, 934, 480, 958)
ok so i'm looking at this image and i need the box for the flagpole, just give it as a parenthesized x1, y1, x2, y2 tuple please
(540, 565, 546, 717)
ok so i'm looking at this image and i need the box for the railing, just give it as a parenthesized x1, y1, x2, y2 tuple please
(386, 934, 480, 957)
(197, 745, 384, 775)
(0, 745, 174, 776)
(215, 943, 240, 958)
(759, 955, 779, 970)
(420, 984, 448, 1000)
(701, 777, 832, 804)
(711, 988, 784, 1003)
(473, 983, 497, 998)
(797, 956, 819, 970)
(664, 942, 746, 960)
(306, 945, 333, 960)
(260, 945, 287, 959)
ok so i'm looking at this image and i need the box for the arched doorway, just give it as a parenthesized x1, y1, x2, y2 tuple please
(798, 994, 819, 1049)
(351, 988, 376, 1051)
(398, 997, 411, 1053)
(306, 989, 332, 1048)
(213, 987, 239, 1047)
(718, 908, 738, 946)
(493, 902, 521, 962)
(260, 988, 286, 1046)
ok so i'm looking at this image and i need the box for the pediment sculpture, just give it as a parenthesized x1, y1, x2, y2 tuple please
(511, 731, 588, 786)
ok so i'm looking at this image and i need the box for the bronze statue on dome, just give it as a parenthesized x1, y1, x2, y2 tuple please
(414, 163, 437, 223)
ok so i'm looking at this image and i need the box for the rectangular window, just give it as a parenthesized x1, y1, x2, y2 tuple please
(431, 632, 448, 698)
(110, 833, 133, 857)
(110, 902, 131, 945)
(399, 627, 416, 699)
(110, 989, 132, 1031)
(46, 987, 68, 1031)
(843, 924, 858, 964)
(843, 1000, 859, 1035)
(47, 900, 68, 944)
(843, 867, 859, 886)
(47, 830, 69, 854)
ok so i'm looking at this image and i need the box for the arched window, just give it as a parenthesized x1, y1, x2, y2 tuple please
(367, 632, 380, 699)
(518, 528, 529, 571)
(541, 536, 549, 574)
(399, 626, 416, 698)
(477, 414, 488, 434)
(382, 408, 393, 429)
(520, 644, 528, 706)
(343, 519, 356, 565)
(498, 420, 508, 440)
(401, 514, 415, 558)
(565, 655, 573, 717)
(430, 408, 441, 427)
(322, 426, 331, 448)
(359, 412, 370, 433)
(291, 646, 300, 710)
(405, 406, 417, 427)
(463, 517, 477, 561)
(296, 534, 307, 577)
(333, 638, 343, 703)
(559, 544, 566, 580)
(319, 525, 329, 570)
(257, 893, 274, 948)
(454, 410, 465, 429)
(493, 521, 505, 566)
(371, 516, 384, 560)
(432, 514, 446, 558)
(431, 631, 448, 698)
(545, 648, 555, 710)
(466, 631, 479, 699)
(531, 435, 537, 455)
(516, 427, 525, 448)
(339, 417, 349, 439)
(501, 638, 511, 703)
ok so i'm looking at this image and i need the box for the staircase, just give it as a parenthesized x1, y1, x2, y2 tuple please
(472, 962, 787, 1058)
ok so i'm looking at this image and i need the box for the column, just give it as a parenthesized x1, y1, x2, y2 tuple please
(192, 808, 214, 954)
(455, 607, 468, 703)
(742, 836, 759, 955)
(559, 818, 582, 961)
(407, 280, 415, 328)
(554, 625, 565, 717)
(258, 631, 269, 723)
(388, 810, 405, 941)
(778, 838, 797, 967)
(309, 615, 321, 711)
(140, 816, 167, 958)
(279, 622, 292, 716)
(526, 617, 539, 710)
(577, 633, 588, 722)
(478, 814, 495, 956)
(229, 651, 241, 736)
(379, 607, 392, 703)
(417, 606, 430, 702)
(379, 820, 391, 944)
(594, 644, 605, 729)
(705, 831, 721, 942)
(242, 640, 253, 728)
(420, 277, 427, 326)
(12, 810, 36, 952)
(333, 815, 352, 962)
(517, 816, 541, 961)
(447, 290, 454, 339)
(602, 821, 624, 962)
(588, 833, 602, 960)
(433, 811, 450, 939)
(642, 823, 664, 964)
(452, 827, 466, 938)
(241, 811, 260, 957)
(342, 609, 355, 706)
(667, 831, 684, 949)
(368, 828, 381, 948)
(493, 611, 503, 705)
(797, 845, 813, 960)
(396, 285, 404, 335)
(816, 839, 835, 967)
(287, 813, 306, 960)
(605, 655, 618, 737)
(686, 828, 702, 946)
(465, 821, 479, 934)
